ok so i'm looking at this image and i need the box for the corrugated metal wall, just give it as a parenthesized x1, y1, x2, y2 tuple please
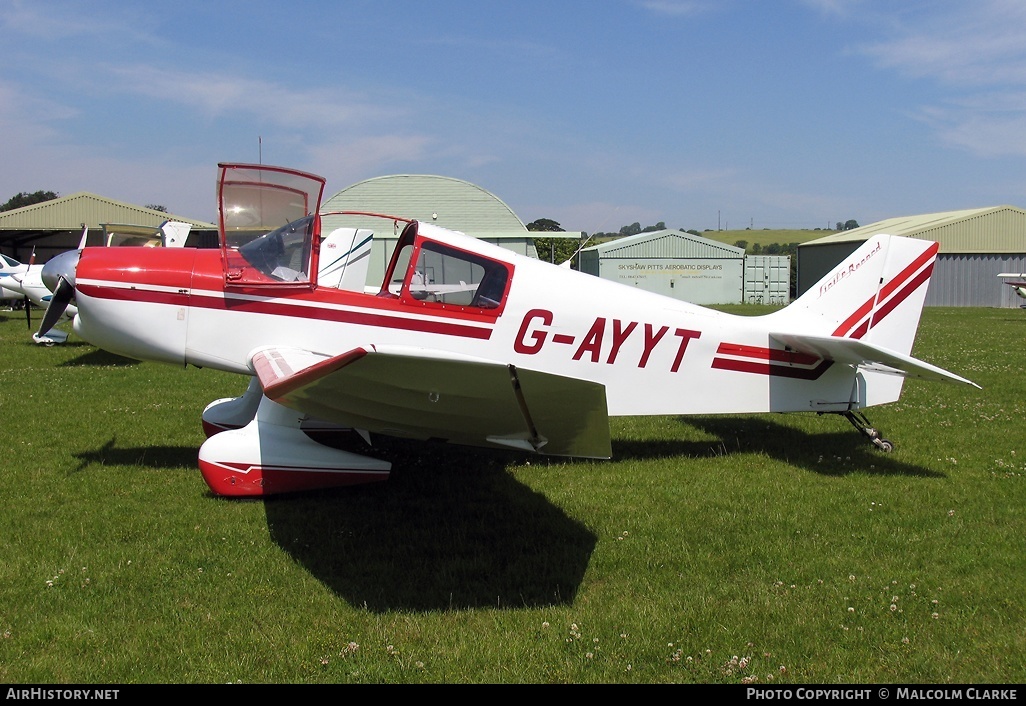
(927, 254, 1026, 307)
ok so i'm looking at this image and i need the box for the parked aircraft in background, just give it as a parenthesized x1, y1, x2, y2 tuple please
(998, 272, 1026, 307)
(1, 252, 33, 321)
(37, 163, 979, 497)
(1, 247, 53, 336)
(3, 222, 193, 344)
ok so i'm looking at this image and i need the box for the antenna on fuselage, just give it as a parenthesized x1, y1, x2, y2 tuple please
(557, 205, 619, 268)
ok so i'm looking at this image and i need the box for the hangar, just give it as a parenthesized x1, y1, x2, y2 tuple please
(0, 192, 217, 264)
(796, 205, 1026, 307)
(320, 174, 582, 285)
(578, 229, 791, 306)
(580, 230, 752, 305)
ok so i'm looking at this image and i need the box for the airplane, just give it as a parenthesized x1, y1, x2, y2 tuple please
(1, 252, 31, 303)
(1, 248, 54, 336)
(36, 162, 980, 498)
(997, 272, 1026, 307)
(3, 222, 195, 344)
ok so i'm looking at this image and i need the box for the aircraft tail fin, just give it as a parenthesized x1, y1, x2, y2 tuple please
(776, 234, 938, 355)
(768, 234, 977, 401)
(159, 221, 192, 247)
(318, 228, 373, 292)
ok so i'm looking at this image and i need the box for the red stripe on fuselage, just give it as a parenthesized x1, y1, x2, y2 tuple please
(715, 342, 820, 366)
(76, 247, 495, 341)
(711, 357, 834, 379)
(711, 342, 832, 379)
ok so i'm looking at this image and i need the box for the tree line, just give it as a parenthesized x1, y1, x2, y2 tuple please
(525, 217, 862, 269)
(1, 190, 167, 213)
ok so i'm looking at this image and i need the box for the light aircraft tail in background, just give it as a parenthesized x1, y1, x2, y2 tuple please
(36, 163, 978, 496)
(998, 272, 1026, 307)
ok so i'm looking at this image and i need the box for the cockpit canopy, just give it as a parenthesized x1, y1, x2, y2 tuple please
(217, 163, 325, 287)
(213, 163, 512, 312)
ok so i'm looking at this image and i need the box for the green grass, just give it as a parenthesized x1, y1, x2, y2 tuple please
(0, 305, 1023, 684)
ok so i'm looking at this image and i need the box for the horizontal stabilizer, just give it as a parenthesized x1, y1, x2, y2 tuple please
(249, 344, 612, 458)
(770, 332, 980, 388)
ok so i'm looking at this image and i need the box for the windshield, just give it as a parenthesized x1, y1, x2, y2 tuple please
(236, 215, 316, 282)
(218, 163, 325, 248)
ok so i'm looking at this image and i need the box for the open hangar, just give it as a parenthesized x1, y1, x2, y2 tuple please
(796, 205, 1026, 308)
(0, 192, 218, 265)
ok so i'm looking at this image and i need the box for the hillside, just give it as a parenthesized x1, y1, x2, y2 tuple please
(698, 228, 831, 249)
(586, 229, 834, 251)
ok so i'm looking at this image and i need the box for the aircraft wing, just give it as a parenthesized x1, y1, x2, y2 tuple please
(250, 344, 612, 458)
(770, 332, 980, 388)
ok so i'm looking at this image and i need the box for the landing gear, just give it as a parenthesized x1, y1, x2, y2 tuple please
(198, 394, 391, 497)
(837, 410, 893, 452)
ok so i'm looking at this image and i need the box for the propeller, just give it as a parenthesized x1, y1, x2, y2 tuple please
(36, 249, 80, 339)
(24, 247, 36, 330)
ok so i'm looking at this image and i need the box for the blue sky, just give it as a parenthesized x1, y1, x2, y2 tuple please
(2, 0, 1026, 234)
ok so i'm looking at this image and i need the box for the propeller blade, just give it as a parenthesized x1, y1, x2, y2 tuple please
(24, 294, 31, 330)
(36, 276, 74, 338)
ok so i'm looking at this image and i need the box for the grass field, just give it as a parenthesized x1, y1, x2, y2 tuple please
(701, 228, 829, 249)
(0, 304, 1023, 684)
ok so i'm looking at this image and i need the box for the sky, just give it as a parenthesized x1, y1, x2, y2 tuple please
(2, 0, 1026, 235)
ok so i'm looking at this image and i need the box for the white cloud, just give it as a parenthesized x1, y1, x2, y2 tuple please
(0, 0, 159, 44)
(854, 1, 1026, 159)
(102, 64, 396, 130)
(636, 0, 715, 17)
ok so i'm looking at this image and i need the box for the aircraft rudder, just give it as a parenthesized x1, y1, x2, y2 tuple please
(785, 235, 939, 355)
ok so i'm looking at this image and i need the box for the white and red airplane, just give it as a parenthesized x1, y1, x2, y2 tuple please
(37, 163, 979, 497)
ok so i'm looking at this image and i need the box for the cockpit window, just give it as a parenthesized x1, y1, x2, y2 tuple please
(379, 222, 511, 312)
(228, 214, 316, 284)
(408, 241, 508, 308)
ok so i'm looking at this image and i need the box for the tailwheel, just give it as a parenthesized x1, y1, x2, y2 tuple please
(839, 410, 894, 452)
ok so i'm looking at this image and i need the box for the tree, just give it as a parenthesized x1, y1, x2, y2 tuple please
(619, 222, 642, 237)
(527, 217, 578, 266)
(844, 219, 859, 230)
(146, 203, 169, 213)
(1, 190, 58, 212)
(525, 218, 563, 232)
